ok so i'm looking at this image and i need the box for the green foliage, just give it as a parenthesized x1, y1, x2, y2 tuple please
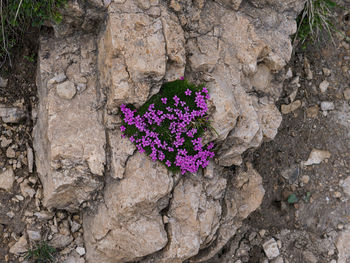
(24, 242, 56, 263)
(287, 193, 299, 204)
(121, 79, 213, 173)
(294, 0, 338, 47)
(0, 0, 67, 66)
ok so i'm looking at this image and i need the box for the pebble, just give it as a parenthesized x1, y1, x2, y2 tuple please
(27, 230, 41, 241)
(338, 223, 344, 230)
(76, 246, 86, 256)
(334, 191, 342, 198)
(48, 73, 67, 84)
(320, 101, 335, 111)
(306, 106, 319, 118)
(49, 234, 73, 249)
(263, 238, 280, 260)
(34, 211, 55, 220)
(6, 211, 15, 218)
(6, 147, 16, 158)
(302, 250, 318, 263)
(0, 76, 8, 88)
(302, 149, 331, 166)
(0, 106, 26, 123)
(0, 167, 15, 191)
(20, 179, 36, 198)
(319, 80, 329, 93)
(71, 221, 81, 233)
(281, 100, 301, 114)
(56, 81, 77, 100)
(272, 256, 284, 263)
(0, 136, 12, 148)
(285, 68, 293, 79)
(26, 144, 34, 173)
(344, 88, 350, 100)
(9, 235, 28, 255)
(340, 176, 350, 197)
(301, 175, 310, 184)
(322, 68, 331, 76)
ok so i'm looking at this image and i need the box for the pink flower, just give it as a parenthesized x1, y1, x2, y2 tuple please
(161, 97, 167, 104)
(180, 76, 185, 80)
(120, 125, 126, 132)
(185, 89, 192, 96)
(166, 160, 171, 167)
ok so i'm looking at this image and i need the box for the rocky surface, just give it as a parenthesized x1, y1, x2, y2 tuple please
(29, 0, 306, 262)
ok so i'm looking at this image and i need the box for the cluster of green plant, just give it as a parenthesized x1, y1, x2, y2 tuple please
(0, 0, 67, 67)
(294, 0, 338, 47)
(24, 242, 56, 263)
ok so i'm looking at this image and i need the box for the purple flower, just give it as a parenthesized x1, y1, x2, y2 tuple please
(185, 89, 192, 96)
(161, 97, 167, 104)
(180, 76, 185, 80)
(166, 160, 171, 167)
(120, 125, 126, 132)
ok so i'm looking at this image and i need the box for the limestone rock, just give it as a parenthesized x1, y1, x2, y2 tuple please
(33, 35, 106, 211)
(263, 238, 280, 260)
(0, 167, 15, 191)
(56, 80, 77, 100)
(0, 106, 26, 123)
(84, 152, 173, 263)
(9, 235, 28, 255)
(336, 226, 350, 263)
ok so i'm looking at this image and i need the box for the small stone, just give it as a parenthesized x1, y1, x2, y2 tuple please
(263, 238, 280, 260)
(301, 175, 310, 184)
(48, 73, 67, 84)
(6, 147, 16, 158)
(0, 136, 12, 148)
(281, 100, 301, 114)
(49, 234, 73, 249)
(6, 211, 15, 218)
(340, 176, 350, 197)
(303, 149, 331, 166)
(271, 256, 284, 263)
(259, 229, 266, 237)
(76, 246, 86, 256)
(320, 101, 334, 111)
(20, 179, 36, 198)
(34, 211, 54, 220)
(302, 250, 318, 263)
(0, 106, 26, 123)
(285, 68, 293, 79)
(0, 167, 15, 191)
(0, 76, 8, 88)
(319, 80, 329, 93)
(70, 221, 81, 233)
(56, 81, 76, 100)
(27, 230, 41, 241)
(9, 235, 28, 255)
(334, 191, 342, 198)
(306, 106, 319, 118)
(322, 68, 331, 76)
(26, 144, 34, 173)
(338, 224, 344, 230)
(15, 195, 24, 201)
(344, 88, 350, 100)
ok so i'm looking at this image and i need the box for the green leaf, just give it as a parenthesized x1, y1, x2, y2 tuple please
(287, 193, 299, 204)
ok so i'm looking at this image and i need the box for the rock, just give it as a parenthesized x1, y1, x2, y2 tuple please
(306, 105, 319, 118)
(49, 234, 73, 249)
(336, 226, 350, 263)
(302, 149, 331, 166)
(272, 256, 284, 263)
(76, 247, 86, 256)
(0, 76, 8, 88)
(56, 81, 77, 100)
(322, 67, 331, 76)
(250, 64, 272, 92)
(302, 250, 318, 263)
(0, 167, 15, 191)
(281, 100, 302, 114)
(26, 144, 34, 173)
(48, 72, 67, 84)
(20, 179, 36, 198)
(304, 58, 313, 80)
(319, 80, 329, 93)
(9, 235, 28, 255)
(84, 152, 173, 263)
(70, 221, 81, 233)
(300, 175, 310, 184)
(0, 136, 12, 148)
(320, 101, 335, 111)
(0, 106, 26, 123)
(6, 147, 16, 158)
(285, 68, 293, 79)
(27, 230, 41, 241)
(34, 211, 54, 220)
(340, 176, 350, 197)
(344, 88, 350, 100)
(263, 238, 280, 260)
(34, 35, 106, 211)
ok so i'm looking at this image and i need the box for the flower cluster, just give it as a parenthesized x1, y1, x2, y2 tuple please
(119, 79, 215, 174)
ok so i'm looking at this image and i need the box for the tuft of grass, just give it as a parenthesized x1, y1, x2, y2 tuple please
(24, 242, 56, 263)
(0, 0, 67, 67)
(294, 0, 338, 48)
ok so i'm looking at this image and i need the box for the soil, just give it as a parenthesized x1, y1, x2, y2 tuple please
(0, 3, 349, 263)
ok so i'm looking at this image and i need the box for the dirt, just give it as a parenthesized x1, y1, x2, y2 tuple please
(0, 4, 349, 263)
